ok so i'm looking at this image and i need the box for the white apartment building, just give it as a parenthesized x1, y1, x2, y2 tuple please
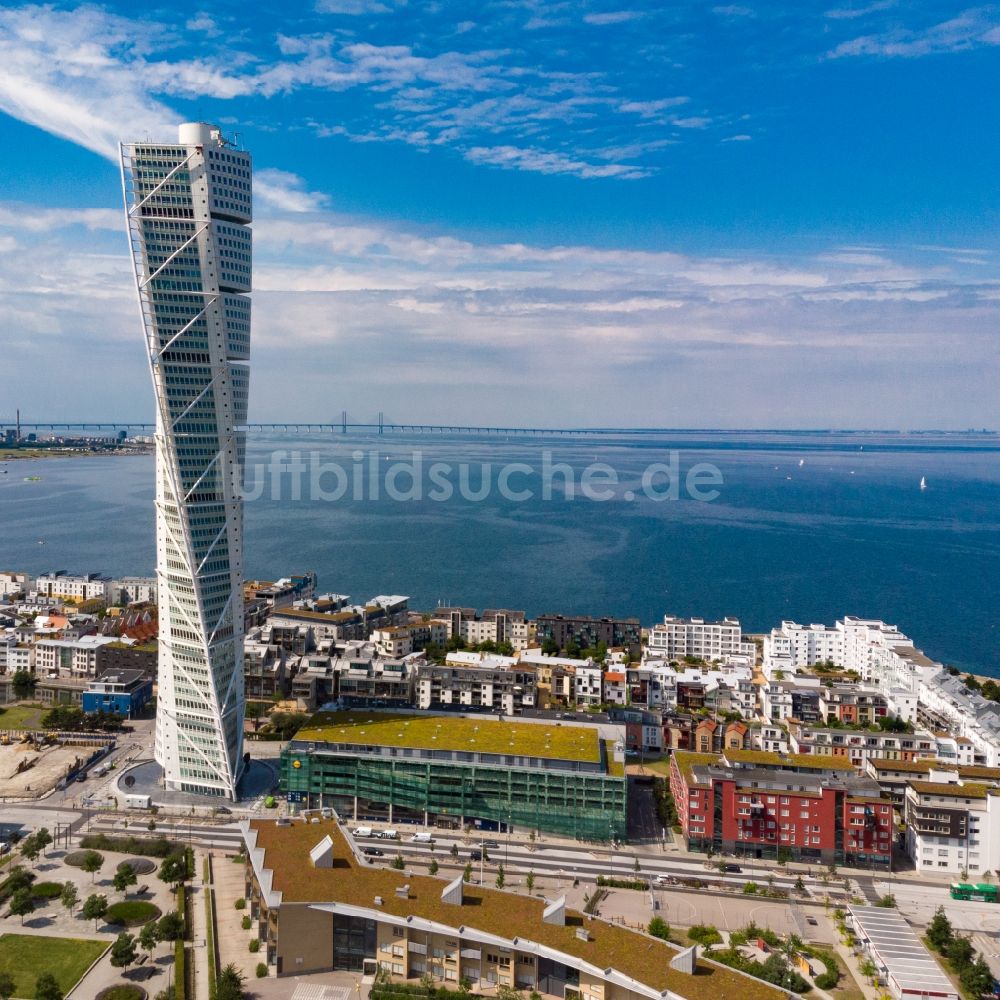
(646, 614, 756, 662)
(0, 636, 32, 672)
(762, 621, 842, 673)
(35, 572, 111, 603)
(34, 635, 118, 678)
(0, 572, 30, 598)
(919, 671, 1000, 768)
(110, 576, 158, 605)
(574, 663, 604, 706)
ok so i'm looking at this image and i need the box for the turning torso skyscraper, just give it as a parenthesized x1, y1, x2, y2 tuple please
(120, 123, 251, 798)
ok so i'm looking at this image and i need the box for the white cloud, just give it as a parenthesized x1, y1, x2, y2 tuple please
(0, 5, 179, 160)
(315, 0, 392, 13)
(722, 133, 752, 141)
(827, 7, 1000, 58)
(824, 1, 896, 20)
(464, 145, 652, 180)
(618, 97, 689, 117)
(255, 169, 331, 213)
(583, 10, 644, 25)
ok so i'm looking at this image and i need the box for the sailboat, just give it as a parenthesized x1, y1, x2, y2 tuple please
(798, 459, 804, 467)
(920, 476, 927, 491)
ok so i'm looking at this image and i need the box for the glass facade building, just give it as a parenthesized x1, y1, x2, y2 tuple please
(281, 741, 627, 841)
(120, 122, 251, 798)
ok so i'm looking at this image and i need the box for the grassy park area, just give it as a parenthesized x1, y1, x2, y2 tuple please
(0, 703, 44, 731)
(0, 933, 107, 996)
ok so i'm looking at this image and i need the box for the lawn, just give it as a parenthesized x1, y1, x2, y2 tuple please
(0, 703, 44, 731)
(297, 710, 602, 763)
(0, 933, 107, 996)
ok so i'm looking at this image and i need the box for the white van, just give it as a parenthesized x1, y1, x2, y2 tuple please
(377, 829, 399, 840)
(410, 832, 434, 843)
(354, 826, 373, 838)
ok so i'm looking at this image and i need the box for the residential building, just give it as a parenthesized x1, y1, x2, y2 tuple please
(35, 572, 111, 603)
(122, 121, 252, 797)
(109, 576, 158, 605)
(34, 635, 119, 678)
(416, 662, 536, 714)
(900, 764, 1000, 875)
(535, 614, 641, 656)
(0, 572, 30, 598)
(818, 686, 889, 727)
(372, 620, 448, 658)
(432, 607, 529, 649)
(82, 668, 153, 718)
(282, 712, 627, 840)
(646, 615, 756, 662)
(788, 721, 937, 770)
(244, 573, 318, 610)
(670, 749, 893, 867)
(603, 670, 627, 706)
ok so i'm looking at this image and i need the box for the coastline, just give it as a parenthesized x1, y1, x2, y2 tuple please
(0, 449, 151, 461)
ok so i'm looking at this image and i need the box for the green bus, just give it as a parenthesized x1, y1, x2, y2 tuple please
(950, 883, 999, 902)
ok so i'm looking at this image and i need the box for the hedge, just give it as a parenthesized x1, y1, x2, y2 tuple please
(80, 834, 183, 858)
(175, 939, 187, 1000)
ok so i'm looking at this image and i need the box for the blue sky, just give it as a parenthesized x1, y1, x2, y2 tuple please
(0, 1, 998, 427)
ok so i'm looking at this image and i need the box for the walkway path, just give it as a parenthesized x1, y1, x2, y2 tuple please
(189, 854, 210, 1000)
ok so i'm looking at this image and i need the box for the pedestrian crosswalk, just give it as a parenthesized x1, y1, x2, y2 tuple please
(291, 985, 351, 1000)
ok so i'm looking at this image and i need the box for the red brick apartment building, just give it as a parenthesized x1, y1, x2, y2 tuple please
(669, 750, 893, 869)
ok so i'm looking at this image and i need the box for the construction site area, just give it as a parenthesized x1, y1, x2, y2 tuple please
(0, 731, 113, 799)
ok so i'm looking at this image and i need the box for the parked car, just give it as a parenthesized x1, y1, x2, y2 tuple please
(724, 864, 742, 873)
(363, 847, 385, 857)
(483, 840, 499, 849)
(75, 772, 88, 782)
(470, 849, 482, 861)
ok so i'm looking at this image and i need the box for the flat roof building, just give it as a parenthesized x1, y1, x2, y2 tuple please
(845, 905, 957, 1000)
(282, 711, 626, 840)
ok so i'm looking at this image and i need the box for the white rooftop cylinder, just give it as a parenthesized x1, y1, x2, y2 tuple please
(178, 122, 219, 146)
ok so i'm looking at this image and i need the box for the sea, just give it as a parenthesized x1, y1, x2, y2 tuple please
(2, 430, 998, 675)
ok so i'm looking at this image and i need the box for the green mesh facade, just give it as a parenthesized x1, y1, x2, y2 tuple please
(280, 748, 627, 841)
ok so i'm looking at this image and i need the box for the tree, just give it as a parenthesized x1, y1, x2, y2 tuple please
(391, 855, 405, 870)
(960, 955, 995, 998)
(82, 850, 104, 883)
(9, 887, 33, 924)
(927, 907, 954, 951)
(33, 828, 52, 858)
(496, 865, 505, 889)
(947, 935, 975, 971)
(0, 971, 14, 1000)
(526, 871, 535, 892)
(11, 670, 36, 699)
(113, 863, 137, 897)
(156, 910, 185, 941)
(794, 875, 805, 893)
(20, 835, 39, 869)
(81, 893, 108, 930)
(217, 962, 247, 1000)
(60, 881, 79, 914)
(139, 919, 160, 958)
(158, 854, 187, 889)
(110, 932, 138, 972)
(429, 859, 439, 875)
(450, 843, 459, 858)
(34, 973, 63, 1000)
(463, 863, 472, 883)
(648, 916, 671, 940)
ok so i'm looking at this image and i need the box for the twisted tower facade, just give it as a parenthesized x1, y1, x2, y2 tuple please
(121, 122, 251, 798)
